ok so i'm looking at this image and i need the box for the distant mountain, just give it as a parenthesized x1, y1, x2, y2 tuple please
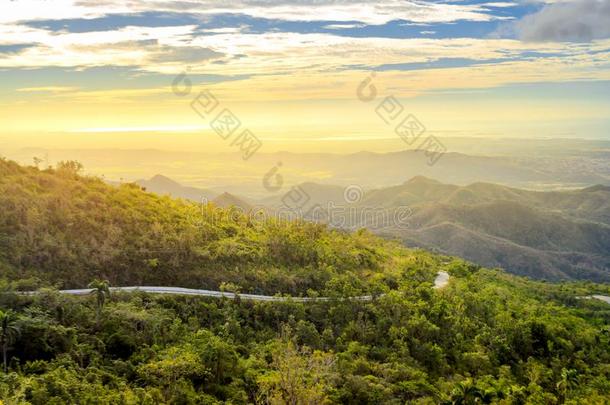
(376, 178, 610, 281)
(259, 182, 346, 208)
(211, 192, 253, 212)
(136, 174, 217, 202)
(256, 149, 610, 191)
(363, 176, 610, 225)
(268, 177, 610, 281)
(9, 145, 609, 196)
(137, 175, 257, 213)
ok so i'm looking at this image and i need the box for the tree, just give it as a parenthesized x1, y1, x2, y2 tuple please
(32, 157, 43, 169)
(56, 160, 84, 175)
(449, 379, 484, 404)
(0, 310, 20, 373)
(556, 368, 578, 403)
(257, 340, 336, 405)
(88, 280, 111, 324)
(137, 344, 209, 399)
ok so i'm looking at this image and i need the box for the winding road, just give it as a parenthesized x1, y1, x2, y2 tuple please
(43, 286, 373, 302)
(21, 272, 451, 302)
(580, 294, 610, 304)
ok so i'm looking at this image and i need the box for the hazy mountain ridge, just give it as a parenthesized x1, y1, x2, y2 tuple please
(364, 176, 610, 225)
(259, 175, 610, 281)
(6, 143, 609, 196)
(211, 192, 253, 211)
(136, 174, 217, 202)
(374, 179, 610, 281)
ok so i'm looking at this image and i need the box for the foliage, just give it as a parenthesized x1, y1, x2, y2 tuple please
(0, 159, 609, 403)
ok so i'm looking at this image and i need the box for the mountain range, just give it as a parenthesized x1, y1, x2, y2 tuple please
(136, 174, 217, 202)
(8, 144, 609, 197)
(141, 173, 610, 282)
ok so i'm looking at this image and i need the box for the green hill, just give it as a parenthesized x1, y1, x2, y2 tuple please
(0, 158, 410, 293)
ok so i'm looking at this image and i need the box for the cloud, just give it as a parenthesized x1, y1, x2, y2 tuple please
(149, 45, 224, 63)
(6, 0, 513, 26)
(516, 0, 610, 42)
(323, 23, 366, 30)
(16, 86, 79, 92)
(1, 1, 608, 100)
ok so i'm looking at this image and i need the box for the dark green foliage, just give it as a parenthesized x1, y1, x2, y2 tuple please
(0, 269, 609, 404)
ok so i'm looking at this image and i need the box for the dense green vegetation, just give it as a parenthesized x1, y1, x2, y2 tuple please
(0, 158, 609, 404)
(1, 267, 609, 404)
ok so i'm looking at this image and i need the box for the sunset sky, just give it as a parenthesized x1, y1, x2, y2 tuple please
(1, 0, 609, 152)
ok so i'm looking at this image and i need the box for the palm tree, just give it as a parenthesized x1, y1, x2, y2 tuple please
(557, 368, 579, 403)
(88, 279, 111, 324)
(478, 389, 496, 404)
(450, 379, 484, 404)
(0, 309, 20, 373)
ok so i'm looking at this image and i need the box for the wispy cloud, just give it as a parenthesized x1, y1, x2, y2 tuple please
(70, 125, 208, 133)
(16, 86, 79, 92)
(323, 23, 366, 30)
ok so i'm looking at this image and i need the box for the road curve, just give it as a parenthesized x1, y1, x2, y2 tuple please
(20, 272, 450, 302)
(433, 271, 450, 289)
(591, 295, 610, 304)
(578, 294, 610, 304)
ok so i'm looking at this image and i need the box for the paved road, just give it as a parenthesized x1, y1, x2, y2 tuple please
(23, 286, 373, 303)
(20, 272, 450, 302)
(591, 295, 610, 304)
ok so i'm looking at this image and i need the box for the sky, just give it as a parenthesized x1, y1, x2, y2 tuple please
(1, 0, 609, 152)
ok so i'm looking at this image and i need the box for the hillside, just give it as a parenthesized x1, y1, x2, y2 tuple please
(211, 192, 254, 212)
(262, 176, 610, 281)
(372, 178, 610, 281)
(1, 159, 610, 403)
(0, 159, 410, 293)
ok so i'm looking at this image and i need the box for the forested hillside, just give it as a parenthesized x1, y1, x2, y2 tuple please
(0, 159, 609, 404)
(0, 158, 398, 294)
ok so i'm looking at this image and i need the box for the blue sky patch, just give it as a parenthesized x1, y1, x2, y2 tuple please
(25, 12, 202, 33)
(0, 44, 37, 54)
